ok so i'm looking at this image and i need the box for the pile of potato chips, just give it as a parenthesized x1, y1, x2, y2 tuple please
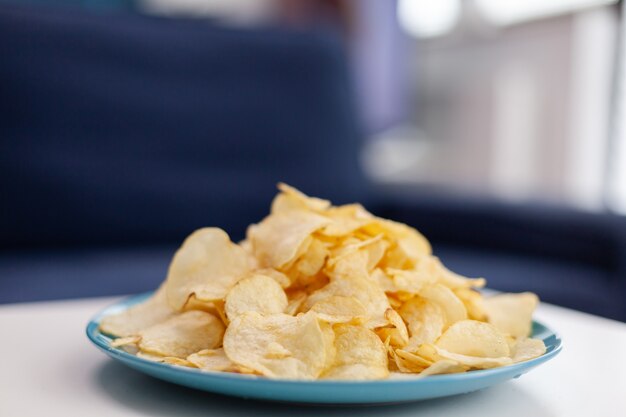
(101, 184, 546, 380)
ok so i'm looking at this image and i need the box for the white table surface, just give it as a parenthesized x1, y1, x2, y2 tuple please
(1, 296, 625, 417)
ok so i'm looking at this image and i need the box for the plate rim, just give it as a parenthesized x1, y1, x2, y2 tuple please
(86, 291, 562, 387)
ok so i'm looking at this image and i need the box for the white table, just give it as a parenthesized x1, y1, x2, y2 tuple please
(1, 296, 625, 417)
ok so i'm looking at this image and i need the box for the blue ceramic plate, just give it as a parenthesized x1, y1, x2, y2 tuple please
(86, 292, 562, 404)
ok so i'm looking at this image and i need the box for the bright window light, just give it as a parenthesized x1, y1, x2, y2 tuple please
(397, 0, 460, 39)
(475, 0, 618, 26)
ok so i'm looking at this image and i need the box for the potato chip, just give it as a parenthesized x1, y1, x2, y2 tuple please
(238, 238, 260, 269)
(364, 239, 389, 271)
(436, 320, 510, 359)
(183, 296, 228, 327)
(483, 292, 538, 338)
(363, 218, 432, 260)
(321, 324, 388, 380)
(223, 311, 333, 379)
(310, 296, 367, 324)
(139, 310, 225, 358)
(292, 238, 329, 278)
(254, 268, 291, 288)
(272, 183, 331, 213)
(376, 308, 409, 348)
(384, 287, 404, 309)
(372, 268, 394, 294)
(249, 210, 330, 269)
(454, 288, 487, 321)
(400, 296, 446, 349)
(426, 345, 513, 369)
(392, 348, 432, 373)
(418, 359, 468, 376)
(137, 351, 196, 367)
(414, 342, 438, 362)
(110, 336, 140, 354)
(225, 274, 288, 320)
(306, 251, 390, 328)
(284, 290, 308, 316)
(100, 284, 175, 337)
(327, 234, 384, 268)
(321, 204, 373, 237)
(186, 348, 240, 372)
(165, 228, 250, 310)
(383, 266, 437, 294)
(420, 284, 468, 328)
(510, 338, 546, 363)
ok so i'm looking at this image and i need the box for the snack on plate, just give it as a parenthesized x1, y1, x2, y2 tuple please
(100, 184, 546, 380)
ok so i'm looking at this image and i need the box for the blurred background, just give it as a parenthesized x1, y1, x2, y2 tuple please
(1, 0, 626, 321)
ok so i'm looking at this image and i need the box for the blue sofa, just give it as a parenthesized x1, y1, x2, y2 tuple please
(1, 3, 625, 322)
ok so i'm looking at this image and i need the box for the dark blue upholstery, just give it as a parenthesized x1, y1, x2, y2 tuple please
(0, 4, 364, 249)
(1, 4, 625, 322)
(0, 246, 173, 303)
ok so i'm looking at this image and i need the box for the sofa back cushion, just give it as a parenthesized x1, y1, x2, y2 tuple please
(0, 4, 364, 248)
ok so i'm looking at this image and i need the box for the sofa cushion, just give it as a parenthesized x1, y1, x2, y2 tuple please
(0, 4, 364, 250)
(0, 247, 173, 303)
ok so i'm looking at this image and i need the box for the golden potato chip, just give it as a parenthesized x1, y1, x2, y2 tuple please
(363, 218, 432, 260)
(223, 312, 333, 379)
(320, 319, 338, 371)
(100, 284, 176, 337)
(392, 349, 432, 373)
(238, 238, 260, 269)
(186, 348, 239, 372)
(436, 320, 510, 358)
(415, 342, 438, 362)
(272, 183, 331, 213)
(483, 292, 538, 338)
(306, 251, 390, 328)
(225, 274, 288, 320)
(183, 297, 228, 328)
(321, 204, 373, 237)
(110, 336, 140, 354)
(372, 268, 395, 294)
(275, 237, 318, 279)
(418, 359, 468, 376)
(400, 296, 446, 349)
(292, 238, 329, 278)
(376, 308, 409, 348)
(510, 338, 546, 363)
(321, 324, 388, 380)
(139, 310, 225, 358)
(294, 272, 329, 292)
(310, 296, 367, 324)
(254, 268, 291, 288)
(165, 228, 250, 310)
(425, 345, 513, 369)
(454, 288, 487, 321)
(420, 284, 468, 328)
(327, 234, 384, 268)
(137, 351, 196, 367)
(249, 210, 330, 269)
(284, 290, 308, 316)
(384, 266, 437, 294)
(213, 300, 228, 325)
(364, 239, 389, 271)
(386, 291, 403, 309)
